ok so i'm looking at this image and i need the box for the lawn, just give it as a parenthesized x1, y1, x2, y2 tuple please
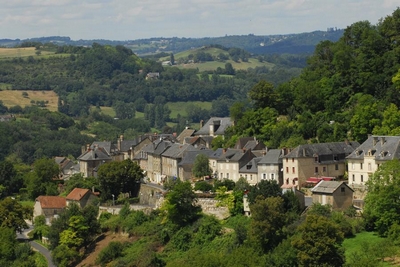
(177, 58, 275, 72)
(0, 90, 59, 111)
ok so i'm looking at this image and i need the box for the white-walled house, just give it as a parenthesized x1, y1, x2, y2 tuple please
(347, 135, 400, 186)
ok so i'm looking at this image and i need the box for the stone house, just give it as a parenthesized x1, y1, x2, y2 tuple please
(77, 144, 113, 177)
(282, 141, 360, 189)
(146, 139, 172, 183)
(33, 196, 66, 224)
(66, 188, 98, 209)
(195, 117, 233, 137)
(178, 149, 214, 181)
(257, 149, 283, 185)
(161, 143, 198, 179)
(346, 135, 400, 186)
(216, 148, 256, 182)
(239, 157, 261, 185)
(311, 181, 354, 211)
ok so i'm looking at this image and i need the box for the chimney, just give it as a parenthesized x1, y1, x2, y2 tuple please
(209, 123, 214, 136)
(302, 148, 306, 157)
(200, 120, 204, 128)
(81, 145, 86, 154)
(117, 136, 122, 150)
(242, 148, 246, 153)
(373, 136, 378, 146)
(223, 148, 227, 154)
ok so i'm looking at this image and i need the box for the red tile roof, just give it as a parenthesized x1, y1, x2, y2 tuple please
(36, 196, 66, 209)
(66, 188, 91, 201)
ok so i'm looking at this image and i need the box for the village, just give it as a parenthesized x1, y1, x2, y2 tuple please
(32, 115, 395, 225)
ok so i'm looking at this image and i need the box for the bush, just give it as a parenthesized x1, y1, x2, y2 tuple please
(194, 181, 213, 192)
(96, 241, 124, 266)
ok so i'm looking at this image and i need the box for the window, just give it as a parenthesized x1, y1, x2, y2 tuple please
(368, 163, 371, 171)
(341, 187, 345, 192)
(352, 163, 355, 170)
(360, 163, 363, 170)
(292, 158, 294, 162)
(250, 175, 253, 180)
(361, 175, 363, 183)
(213, 161, 215, 167)
(220, 173, 223, 179)
(352, 174, 355, 182)
(323, 166, 327, 172)
(271, 173, 274, 180)
(292, 167, 295, 173)
(315, 167, 318, 173)
(335, 164, 339, 170)
(334, 154, 339, 161)
(245, 174, 247, 179)
(286, 167, 289, 173)
(314, 156, 318, 163)
(286, 158, 288, 163)
(263, 173, 266, 180)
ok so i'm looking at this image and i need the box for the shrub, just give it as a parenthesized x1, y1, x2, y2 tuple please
(96, 241, 124, 266)
(194, 181, 213, 192)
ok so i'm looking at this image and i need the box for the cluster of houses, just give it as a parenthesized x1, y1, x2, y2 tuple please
(34, 117, 400, 221)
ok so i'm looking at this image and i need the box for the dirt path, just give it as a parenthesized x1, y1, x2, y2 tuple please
(77, 232, 133, 267)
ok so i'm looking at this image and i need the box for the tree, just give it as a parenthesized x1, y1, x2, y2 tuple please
(0, 160, 19, 198)
(0, 197, 29, 232)
(248, 80, 279, 109)
(161, 181, 201, 226)
(192, 154, 211, 179)
(26, 157, 59, 199)
(248, 196, 286, 253)
(97, 159, 144, 201)
(247, 179, 282, 204)
(364, 160, 400, 236)
(292, 214, 345, 267)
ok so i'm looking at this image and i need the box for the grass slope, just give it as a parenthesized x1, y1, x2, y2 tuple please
(0, 90, 59, 111)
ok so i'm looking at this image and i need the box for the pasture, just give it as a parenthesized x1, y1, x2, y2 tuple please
(0, 47, 55, 59)
(0, 90, 59, 111)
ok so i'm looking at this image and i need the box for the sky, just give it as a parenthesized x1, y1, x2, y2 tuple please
(1, 0, 399, 41)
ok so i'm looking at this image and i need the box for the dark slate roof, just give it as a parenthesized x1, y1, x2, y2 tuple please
(283, 141, 360, 162)
(208, 148, 224, 160)
(194, 117, 233, 136)
(178, 149, 214, 166)
(311, 181, 354, 194)
(78, 146, 111, 161)
(346, 136, 400, 160)
(176, 128, 196, 144)
(234, 137, 255, 149)
(162, 144, 198, 159)
(218, 149, 252, 162)
(151, 140, 172, 156)
(239, 157, 262, 173)
(91, 141, 119, 155)
(258, 149, 283, 165)
(119, 140, 137, 152)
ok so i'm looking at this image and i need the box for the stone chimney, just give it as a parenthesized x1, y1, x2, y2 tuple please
(381, 137, 386, 146)
(373, 136, 378, 146)
(200, 120, 204, 129)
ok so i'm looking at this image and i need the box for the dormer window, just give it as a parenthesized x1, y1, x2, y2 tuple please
(333, 154, 338, 161)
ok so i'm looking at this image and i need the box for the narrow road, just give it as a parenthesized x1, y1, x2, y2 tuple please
(29, 241, 56, 267)
(16, 224, 56, 267)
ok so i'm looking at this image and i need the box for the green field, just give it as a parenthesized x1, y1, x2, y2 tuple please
(166, 101, 212, 118)
(0, 90, 59, 111)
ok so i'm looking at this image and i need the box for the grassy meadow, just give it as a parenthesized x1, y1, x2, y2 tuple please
(0, 90, 59, 111)
(0, 47, 55, 59)
(166, 101, 212, 118)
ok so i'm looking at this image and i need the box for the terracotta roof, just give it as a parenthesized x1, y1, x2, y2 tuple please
(36, 196, 66, 209)
(66, 188, 91, 201)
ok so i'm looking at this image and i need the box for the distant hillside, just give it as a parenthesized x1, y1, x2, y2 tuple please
(0, 29, 344, 56)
